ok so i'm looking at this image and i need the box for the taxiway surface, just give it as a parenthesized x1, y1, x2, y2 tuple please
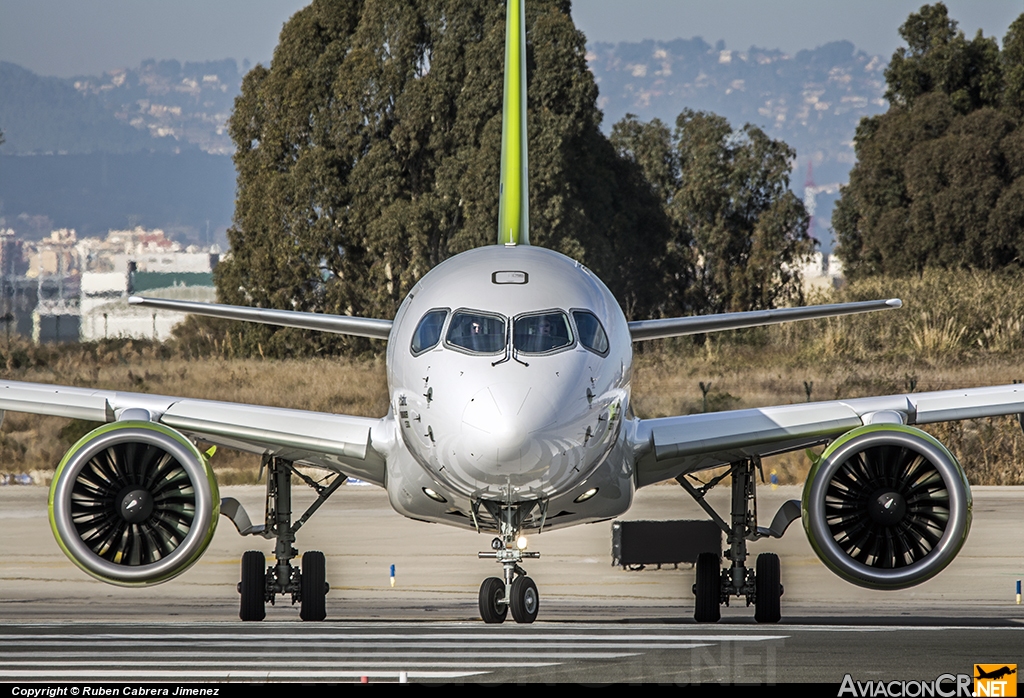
(1, 484, 1022, 682)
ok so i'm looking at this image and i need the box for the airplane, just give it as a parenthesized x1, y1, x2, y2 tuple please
(2, 0, 1023, 625)
(975, 667, 1017, 681)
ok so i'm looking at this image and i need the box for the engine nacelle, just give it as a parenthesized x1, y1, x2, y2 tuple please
(802, 424, 971, 590)
(49, 421, 219, 586)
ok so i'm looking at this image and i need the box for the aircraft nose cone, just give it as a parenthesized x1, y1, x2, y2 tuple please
(460, 383, 556, 474)
(486, 414, 529, 453)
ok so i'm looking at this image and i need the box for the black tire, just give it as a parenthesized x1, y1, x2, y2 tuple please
(509, 576, 539, 624)
(479, 577, 507, 624)
(239, 550, 266, 622)
(693, 552, 721, 623)
(754, 553, 782, 624)
(300, 551, 327, 622)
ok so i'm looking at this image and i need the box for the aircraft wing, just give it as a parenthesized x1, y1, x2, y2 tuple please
(0, 380, 387, 485)
(627, 299, 901, 341)
(631, 383, 1024, 486)
(128, 296, 393, 340)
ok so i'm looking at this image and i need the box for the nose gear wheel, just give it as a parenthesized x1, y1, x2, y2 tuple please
(479, 576, 507, 623)
(510, 575, 539, 623)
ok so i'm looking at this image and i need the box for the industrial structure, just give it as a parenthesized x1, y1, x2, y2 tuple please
(0, 227, 219, 343)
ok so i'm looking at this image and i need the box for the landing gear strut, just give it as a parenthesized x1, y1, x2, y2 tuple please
(475, 498, 542, 624)
(678, 457, 800, 624)
(224, 456, 345, 621)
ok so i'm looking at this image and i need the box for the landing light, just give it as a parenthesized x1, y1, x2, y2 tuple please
(422, 487, 447, 503)
(516, 536, 528, 551)
(574, 488, 599, 503)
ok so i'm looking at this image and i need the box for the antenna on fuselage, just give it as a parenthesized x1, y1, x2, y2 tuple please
(497, 0, 530, 246)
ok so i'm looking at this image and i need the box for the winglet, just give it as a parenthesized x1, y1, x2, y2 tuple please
(497, 0, 529, 246)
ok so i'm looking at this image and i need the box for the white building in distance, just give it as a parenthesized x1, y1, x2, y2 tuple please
(75, 227, 219, 342)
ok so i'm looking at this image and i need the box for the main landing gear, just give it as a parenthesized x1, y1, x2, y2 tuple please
(678, 457, 801, 624)
(222, 456, 346, 621)
(475, 499, 543, 624)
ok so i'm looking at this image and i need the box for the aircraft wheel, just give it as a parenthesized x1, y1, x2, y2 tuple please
(510, 576, 539, 624)
(754, 553, 782, 624)
(300, 551, 328, 622)
(693, 552, 721, 623)
(239, 550, 266, 622)
(479, 577, 507, 624)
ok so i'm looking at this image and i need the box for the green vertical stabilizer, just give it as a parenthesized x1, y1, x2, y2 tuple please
(497, 0, 530, 246)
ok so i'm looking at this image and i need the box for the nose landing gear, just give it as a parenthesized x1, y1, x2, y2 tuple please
(478, 536, 541, 624)
(474, 496, 545, 624)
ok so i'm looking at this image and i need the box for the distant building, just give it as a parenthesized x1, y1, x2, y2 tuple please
(81, 284, 216, 341)
(0, 229, 34, 339)
(799, 252, 845, 293)
(1, 226, 219, 343)
(77, 227, 219, 341)
(27, 229, 80, 343)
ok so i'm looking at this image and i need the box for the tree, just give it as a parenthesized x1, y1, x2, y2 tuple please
(215, 0, 671, 356)
(835, 4, 1024, 279)
(885, 3, 1002, 114)
(1002, 14, 1024, 120)
(612, 111, 812, 315)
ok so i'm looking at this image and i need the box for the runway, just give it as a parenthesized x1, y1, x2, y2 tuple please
(1, 623, 1021, 683)
(1, 484, 1023, 683)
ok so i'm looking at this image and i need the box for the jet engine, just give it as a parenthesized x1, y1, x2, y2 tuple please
(49, 421, 219, 586)
(802, 424, 971, 590)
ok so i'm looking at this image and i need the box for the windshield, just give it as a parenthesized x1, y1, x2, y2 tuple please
(513, 312, 573, 354)
(446, 311, 506, 354)
(411, 309, 448, 355)
(572, 310, 609, 355)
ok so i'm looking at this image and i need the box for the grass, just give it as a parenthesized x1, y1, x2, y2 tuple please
(2, 269, 1024, 486)
(0, 340, 388, 485)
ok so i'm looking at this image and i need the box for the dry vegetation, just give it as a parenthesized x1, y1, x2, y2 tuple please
(634, 268, 1024, 486)
(0, 340, 388, 485)
(2, 269, 1024, 486)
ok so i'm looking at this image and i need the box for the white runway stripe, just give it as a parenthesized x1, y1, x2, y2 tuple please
(3, 648, 703, 657)
(0, 632, 785, 642)
(2, 655, 640, 665)
(0, 626, 784, 682)
(4, 641, 718, 650)
(0, 670, 490, 679)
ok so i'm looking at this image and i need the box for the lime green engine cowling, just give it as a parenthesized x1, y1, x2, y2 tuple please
(49, 421, 220, 586)
(802, 424, 972, 590)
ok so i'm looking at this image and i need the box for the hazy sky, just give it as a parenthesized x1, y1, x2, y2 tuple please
(0, 0, 1021, 78)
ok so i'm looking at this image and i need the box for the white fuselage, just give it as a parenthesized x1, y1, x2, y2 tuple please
(379, 245, 637, 532)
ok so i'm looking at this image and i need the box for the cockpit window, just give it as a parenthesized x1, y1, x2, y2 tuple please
(446, 310, 506, 354)
(573, 310, 609, 355)
(513, 311, 574, 354)
(411, 309, 448, 355)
